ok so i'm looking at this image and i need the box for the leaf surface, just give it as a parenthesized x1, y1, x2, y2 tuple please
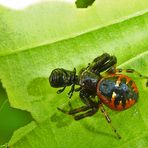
(0, 1, 148, 148)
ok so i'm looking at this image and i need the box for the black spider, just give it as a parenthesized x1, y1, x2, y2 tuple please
(49, 53, 148, 139)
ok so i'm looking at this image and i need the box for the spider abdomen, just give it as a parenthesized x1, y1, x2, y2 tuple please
(97, 74, 138, 111)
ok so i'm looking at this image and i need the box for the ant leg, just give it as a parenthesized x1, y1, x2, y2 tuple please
(57, 86, 66, 94)
(74, 107, 98, 120)
(99, 103, 121, 139)
(57, 106, 91, 115)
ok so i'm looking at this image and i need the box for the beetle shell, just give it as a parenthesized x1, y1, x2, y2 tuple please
(97, 74, 138, 111)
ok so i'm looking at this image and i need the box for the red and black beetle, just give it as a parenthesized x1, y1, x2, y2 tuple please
(49, 53, 147, 139)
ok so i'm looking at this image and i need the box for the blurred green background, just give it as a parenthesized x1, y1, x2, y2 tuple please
(0, 81, 33, 145)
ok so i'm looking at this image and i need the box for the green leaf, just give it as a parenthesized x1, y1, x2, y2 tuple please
(75, 0, 95, 8)
(0, 81, 33, 145)
(0, 0, 148, 148)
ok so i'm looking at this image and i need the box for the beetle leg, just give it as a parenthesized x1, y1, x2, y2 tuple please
(99, 103, 121, 139)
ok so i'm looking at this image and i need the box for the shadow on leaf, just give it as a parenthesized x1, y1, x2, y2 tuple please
(27, 77, 50, 96)
(50, 112, 73, 128)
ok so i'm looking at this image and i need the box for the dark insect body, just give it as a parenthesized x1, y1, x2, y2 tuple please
(49, 53, 148, 139)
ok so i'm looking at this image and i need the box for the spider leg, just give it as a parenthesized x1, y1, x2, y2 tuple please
(117, 68, 148, 79)
(97, 56, 117, 73)
(57, 88, 97, 116)
(107, 67, 148, 86)
(89, 53, 110, 73)
(57, 105, 98, 121)
(74, 107, 98, 120)
(99, 103, 121, 139)
(57, 106, 91, 115)
(89, 53, 117, 75)
(68, 84, 75, 98)
(75, 87, 82, 92)
(79, 88, 96, 107)
(68, 101, 73, 110)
